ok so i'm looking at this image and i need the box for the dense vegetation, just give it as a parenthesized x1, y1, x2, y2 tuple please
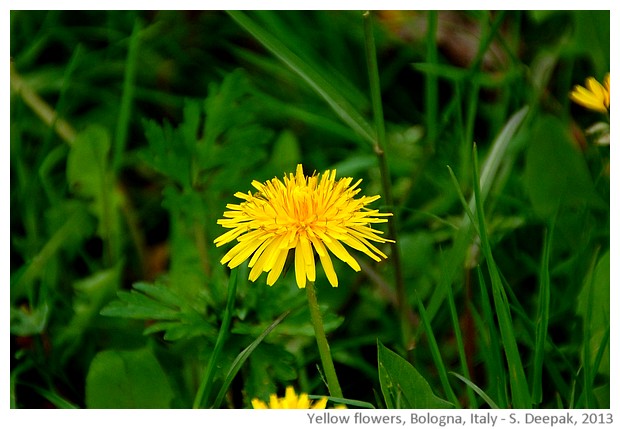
(10, 10, 610, 409)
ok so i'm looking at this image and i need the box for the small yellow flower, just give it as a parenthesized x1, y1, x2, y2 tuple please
(570, 73, 610, 113)
(214, 164, 393, 288)
(251, 386, 328, 409)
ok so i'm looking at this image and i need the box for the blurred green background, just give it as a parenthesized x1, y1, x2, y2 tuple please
(10, 10, 609, 409)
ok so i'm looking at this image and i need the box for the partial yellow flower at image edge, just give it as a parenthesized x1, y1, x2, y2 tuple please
(570, 73, 610, 113)
(214, 164, 394, 289)
(251, 386, 329, 409)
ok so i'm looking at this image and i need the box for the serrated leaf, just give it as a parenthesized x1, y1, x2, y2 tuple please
(85, 348, 175, 408)
(100, 297, 179, 320)
(377, 341, 453, 409)
(247, 343, 298, 402)
(141, 117, 193, 188)
(133, 281, 187, 308)
(203, 69, 252, 147)
(101, 281, 216, 341)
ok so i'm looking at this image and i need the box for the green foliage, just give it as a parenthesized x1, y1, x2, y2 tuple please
(576, 250, 610, 407)
(377, 341, 453, 409)
(10, 10, 610, 410)
(67, 125, 122, 248)
(524, 115, 600, 220)
(85, 348, 175, 408)
(55, 264, 122, 357)
(101, 281, 217, 341)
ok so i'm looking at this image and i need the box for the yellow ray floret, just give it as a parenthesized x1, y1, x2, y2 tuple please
(570, 73, 610, 113)
(214, 164, 394, 288)
(251, 386, 328, 409)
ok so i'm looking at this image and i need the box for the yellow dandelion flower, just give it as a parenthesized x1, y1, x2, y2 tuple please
(214, 164, 394, 288)
(251, 386, 328, 409)
(570, 73, 610, 113)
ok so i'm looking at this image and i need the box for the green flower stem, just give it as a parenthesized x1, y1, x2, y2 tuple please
(305, 281, 343, 398)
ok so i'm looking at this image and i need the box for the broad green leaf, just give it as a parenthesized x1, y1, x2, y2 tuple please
(85, 348, 174, 408)
(377, 341, 453, 409)
(67, 124, 110, 199)
(66, 125, 120, 238)
(525, 115, 602, 220)
(570, 11, 610, 75)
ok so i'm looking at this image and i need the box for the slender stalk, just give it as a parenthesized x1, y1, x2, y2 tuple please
(113, 18, 141, 173)
(446, 279, 478, 408)
(425, 11, 439, 153)
(193, 269, 238, 408)
(362, 11, 408, 348)
(532, 222, 554, 404)
(305, 281, 343, 398)
(10, 62, 76, 144)
(472, 144, 531, 408)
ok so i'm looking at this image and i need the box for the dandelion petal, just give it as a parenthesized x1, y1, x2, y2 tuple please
(214, 164, 394, 288)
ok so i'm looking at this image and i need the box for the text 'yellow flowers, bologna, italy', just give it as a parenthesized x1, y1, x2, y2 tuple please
(214, 164, 394, 288)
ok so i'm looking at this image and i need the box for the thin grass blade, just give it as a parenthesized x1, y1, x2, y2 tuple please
(475, 267, 508, 408)
(450, 372, 499, 409)
(193, 269, 238, 409)
(532, 222, 554, 404)
(212, 310, 290, 408)
(445, 278, 478, 407)
(227, 11, 376, 147)
(425, 106, 528, 322)
(417, 296, 460, 407)
(472, 144, 531, 409)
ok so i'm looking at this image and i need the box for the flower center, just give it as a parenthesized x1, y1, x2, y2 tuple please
(291, 186, 318, 233)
